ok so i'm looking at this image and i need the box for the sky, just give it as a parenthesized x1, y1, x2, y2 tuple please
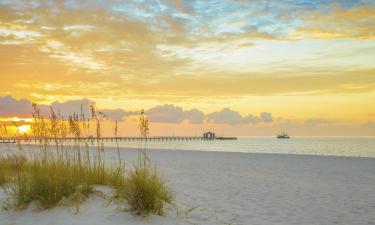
(0, 0, 375, 136)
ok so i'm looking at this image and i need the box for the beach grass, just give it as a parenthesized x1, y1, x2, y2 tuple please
(113, 110, 174, 215)
(0, 105, 173, 215)
(0, 104, 125, 209)
(0, 155, 26, 186)
(8, 156, 124, 209)
(120, 165, 174, 215)
(0, 158, 9, 185)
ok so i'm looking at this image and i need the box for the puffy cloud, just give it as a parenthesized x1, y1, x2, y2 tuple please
(365, 121, 375, 129)
(0, 96, 97, 119)
(0, 96, 131, 121)
(145, 104, 205, 124)
(144, 106, 273, 124)
(1, 96, 276, 125)
(101, 109, 138, 122)
(206, 108, 254, 124)
(260, 112, 273, 122)
(0, 96, 32, 118)
(183, 109, 205, 124)
(206, 108, 273, 124)
(146, 104, 184, 123)
(146, 106, 273, 124)
(42, 99, 95, 119)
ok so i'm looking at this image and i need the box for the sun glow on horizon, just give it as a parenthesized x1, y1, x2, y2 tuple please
(17, 125, 30, 134)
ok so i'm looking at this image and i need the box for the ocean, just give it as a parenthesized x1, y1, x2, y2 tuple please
(110, 136, 375, 158)
(2, 136, 375, 158)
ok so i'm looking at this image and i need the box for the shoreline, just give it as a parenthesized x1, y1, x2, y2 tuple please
(5, 143, 375, 160)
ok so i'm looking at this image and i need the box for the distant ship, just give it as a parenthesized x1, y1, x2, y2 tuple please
(277, 132, 290, 139)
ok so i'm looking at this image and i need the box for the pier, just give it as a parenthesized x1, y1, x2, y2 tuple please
(0, 132, 236, 144)
(0, 135, 237, 143)
(0, 138, 16, 144)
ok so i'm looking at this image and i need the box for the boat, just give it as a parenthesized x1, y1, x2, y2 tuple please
(277, 132, 290, 139)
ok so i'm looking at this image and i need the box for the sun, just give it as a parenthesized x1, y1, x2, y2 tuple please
(18, 125, 30, 134)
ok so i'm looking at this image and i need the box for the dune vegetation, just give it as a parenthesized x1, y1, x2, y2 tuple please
(115, 111, 173, 215)
(0, 105, 173, 215)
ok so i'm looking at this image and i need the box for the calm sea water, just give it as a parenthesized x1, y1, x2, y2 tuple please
(3, 136, 374, 158)
(110, 136, 375, 158)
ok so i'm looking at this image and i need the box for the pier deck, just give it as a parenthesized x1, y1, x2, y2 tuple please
(0, 139, 16, 144)
(0, 136, 237, 143)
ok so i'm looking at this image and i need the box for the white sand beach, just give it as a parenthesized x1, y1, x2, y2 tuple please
(1, 147, 375, 225)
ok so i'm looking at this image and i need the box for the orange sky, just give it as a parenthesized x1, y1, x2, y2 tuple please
(0, 1, 375, 136)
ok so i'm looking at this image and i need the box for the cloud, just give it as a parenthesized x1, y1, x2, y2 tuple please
(0, 96, 132, 121)
(0, 96, 98, 119)
(260, 112, 273, 122)
(125, 105, 272, 125)
(104, 104, 270, 125)
(1, 96, 275, 125)
(101, 66, 375, 102)
(206, 108, 254, 124)
(145, 104, 205, 124)
(365, 121, 375, 129)
(294, 6, 375, 40)
(0, 0, 375, 104)
(0, 96, 32, 118)
(101, 109, 138, 122)
(183, 109, 205, 124)
(0, 0, 190, 97)
(44, 99, 95, 118)
(206, 108, 273, 124)
(146, 104, 184, 123)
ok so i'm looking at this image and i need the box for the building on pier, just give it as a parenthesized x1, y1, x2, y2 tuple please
(203, 131, 215, 140)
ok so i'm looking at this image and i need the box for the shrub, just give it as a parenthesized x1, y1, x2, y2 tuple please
(8, 157, 124, 209)
(115, 110, 174, 216)
(120, 165, 173, 216)
(0, 164, 7, 185)
(0, 155, 26, 186)
(11, 161, 84, 209)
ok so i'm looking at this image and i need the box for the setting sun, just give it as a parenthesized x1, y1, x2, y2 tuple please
(17, 125, 30, 134)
